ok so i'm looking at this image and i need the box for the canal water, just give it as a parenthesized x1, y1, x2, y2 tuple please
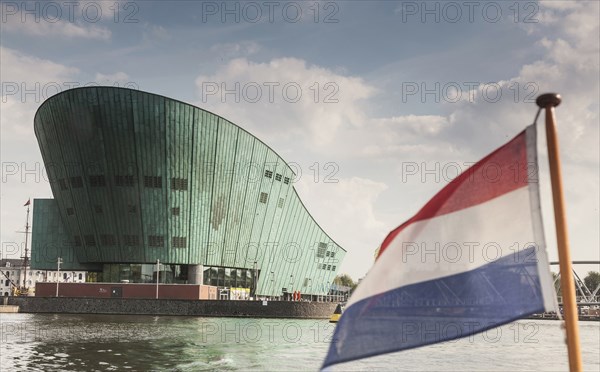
(1, 314, 598, 371)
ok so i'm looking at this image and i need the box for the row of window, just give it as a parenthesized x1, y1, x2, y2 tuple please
(61, 172, 291, 190)
(66, 206, 181, 216)
(73, 235, 188, 248)
(318, 263, 337, 271)
(57, 175, 189, 191)
(67, 196, 285, 215)
(264, 170, 290, 185)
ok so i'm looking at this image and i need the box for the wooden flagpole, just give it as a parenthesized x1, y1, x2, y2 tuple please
(536, 93, 582, 372)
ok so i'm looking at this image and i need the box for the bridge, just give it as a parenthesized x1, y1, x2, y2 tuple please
(550, 261, 600, 305)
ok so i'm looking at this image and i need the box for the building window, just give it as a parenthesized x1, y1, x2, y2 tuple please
(84, 235, 96, 246)
(171, 178, 188, 191)
(327, 265, 331, 271)
(275, 173, 282, 181)
(259, 192, 268, 204)
(172, 236, 187, 248)
(89, 175, 106, 187)
(128, 204, 137, 214)
(149, 235, 165, 247)
(78, 273, 83, 280)
(58, 178, 68, 190)
(322, 263, 327, 270)
(332, 266, 336, 271)
(171, 207, 180, 216)
(264, 170, 273, 178)
(74, 236, 82, 247)
(66, 207, 75, 216)
(144, 176, 162, 188)
(115, 175, 134, 187)
(284, 177, 290, 185)
(317, 242, 327, 258)
(70, 176, 83, 188)
(277, 198, 284, 208)
(330, 252, 335, 258)
(325, 251, 330, 257)
(100, 234, 116, 246)
(94, 205, 103, 213)
(123, 235, 139, 246)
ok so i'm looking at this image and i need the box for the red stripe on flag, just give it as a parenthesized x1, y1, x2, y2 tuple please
(378, 129, 528, 258)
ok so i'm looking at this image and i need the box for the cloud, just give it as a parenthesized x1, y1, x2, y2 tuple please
(1, 47, 80, 138)
(209, 41, 261, 59)
(0, 48, 80, 257)
(405, 1, 600, 267)
(1, 1, 596, 281)
(2, 4, 111, 40)
(141, 24, 171, 44)
(189, 1, 598, 279)
(294, 176, 389, 269)
(195, 57, 375, 147)
(95, 71, 132, 85)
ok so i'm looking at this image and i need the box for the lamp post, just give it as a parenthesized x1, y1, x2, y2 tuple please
(55, 257, 62, 297)
(289, 275, 293, 301)
(270, 271, 274, 300)
(253, 261, 257, 299)
(155, 259, 160, 299)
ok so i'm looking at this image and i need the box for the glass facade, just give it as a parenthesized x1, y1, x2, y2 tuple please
(102, 264, 188, 284)
(202, 265, 258, 289)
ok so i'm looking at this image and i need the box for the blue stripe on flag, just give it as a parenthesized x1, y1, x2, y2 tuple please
(323, 246, 546, 368)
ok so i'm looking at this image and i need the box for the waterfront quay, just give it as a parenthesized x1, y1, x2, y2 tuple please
(6, 296, 337, 319)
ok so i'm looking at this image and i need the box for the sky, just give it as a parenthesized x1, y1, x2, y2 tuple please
(1, 0, 598, 281)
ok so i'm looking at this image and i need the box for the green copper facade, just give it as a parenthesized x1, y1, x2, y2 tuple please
(32, 87, 345, 296)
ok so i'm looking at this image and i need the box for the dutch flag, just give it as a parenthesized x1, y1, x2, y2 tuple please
(322, 124, 557, 368)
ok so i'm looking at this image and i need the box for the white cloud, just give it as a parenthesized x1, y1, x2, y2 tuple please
(195, 57, 375, 147)
(2, 13, 111, 40)
(0, 0, 131, 40)
(0, 48, 78, 258)
(189, 1, 598, 279)
(294, 176, 389, 269)
(1, 1, 596, 281)
(141, 24, 171, 44)
(1, 47, 80, 139)
(209, 41, 261, 59)
(95, 71, 132, 85)
(415, 1, 600, 268)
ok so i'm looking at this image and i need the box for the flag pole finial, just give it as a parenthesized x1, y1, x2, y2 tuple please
(538, 92, 582, 372)
(536, 93, 561, 108)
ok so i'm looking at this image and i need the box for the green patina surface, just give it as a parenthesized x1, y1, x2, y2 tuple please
(31, 87, 345, 296)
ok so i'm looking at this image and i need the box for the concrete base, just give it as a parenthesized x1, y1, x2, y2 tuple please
(7, 297, 337, 319)
(0, 305, 19, 313)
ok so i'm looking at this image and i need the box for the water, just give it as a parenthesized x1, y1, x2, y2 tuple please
(1, 313, 598, 371)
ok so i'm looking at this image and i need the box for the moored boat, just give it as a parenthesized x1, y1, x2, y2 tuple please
(329, 303, 345, 323)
